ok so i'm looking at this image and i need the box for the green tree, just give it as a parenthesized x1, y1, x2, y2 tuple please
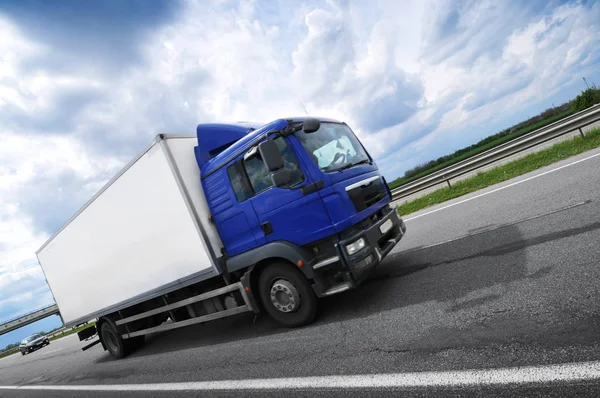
(2, 342, 19, 351)
(571, 85, 600, 112)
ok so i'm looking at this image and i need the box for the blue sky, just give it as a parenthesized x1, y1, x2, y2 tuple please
(1, 0, 599, 348)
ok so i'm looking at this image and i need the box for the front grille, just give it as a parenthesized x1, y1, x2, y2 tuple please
(347, 178, 387, 212)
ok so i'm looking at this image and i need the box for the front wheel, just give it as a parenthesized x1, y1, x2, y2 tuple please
(258, 262, 318, 327)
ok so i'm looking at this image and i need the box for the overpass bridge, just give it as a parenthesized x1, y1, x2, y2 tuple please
(0, 304, 60, 336)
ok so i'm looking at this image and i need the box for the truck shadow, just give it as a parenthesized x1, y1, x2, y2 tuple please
(102, 220, 598, 361)
(315, 222, 531, 325)
(317, 220, 600, 325)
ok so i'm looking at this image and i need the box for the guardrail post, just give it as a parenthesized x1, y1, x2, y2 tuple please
(579, 128, 585, 139)
(444, 176, 452, 189)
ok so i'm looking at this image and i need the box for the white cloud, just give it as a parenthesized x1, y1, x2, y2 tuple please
(291, 0, 425, 134)
(0, 266, 54, 321)
(0, 208, 51, 321)
(0, 132, 122, 319)
(0, 18, 124, 315)
(136, 0, 302, 124)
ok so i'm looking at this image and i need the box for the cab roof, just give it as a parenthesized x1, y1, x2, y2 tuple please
(197, 116, 343, 177)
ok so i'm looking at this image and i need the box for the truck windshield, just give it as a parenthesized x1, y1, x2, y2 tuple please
(296, 123, 370, 172)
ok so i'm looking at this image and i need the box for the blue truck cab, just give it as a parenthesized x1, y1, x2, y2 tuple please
(196, 117, 406, 326)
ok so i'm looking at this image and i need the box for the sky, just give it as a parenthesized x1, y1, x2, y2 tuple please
(1, 0, 599, 348)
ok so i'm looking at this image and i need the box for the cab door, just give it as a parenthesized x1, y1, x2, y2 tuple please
(203, 165, 264, 257)
(244, 136, 335, 246)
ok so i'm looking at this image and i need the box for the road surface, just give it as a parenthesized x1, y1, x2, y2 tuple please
(1, 147, 600, 397)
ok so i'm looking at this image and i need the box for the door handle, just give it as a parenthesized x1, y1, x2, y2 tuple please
(301, 180, 325, 195)
(261, 222, 273, 235)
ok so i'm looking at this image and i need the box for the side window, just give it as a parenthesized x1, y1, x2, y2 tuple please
(244, 155, 273, 193)
(274, 138, 304, 187)
(243, 137, 305, 195)
(227, 164, 251, 202)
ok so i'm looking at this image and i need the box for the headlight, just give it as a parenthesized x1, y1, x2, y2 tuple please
(346, 238, 366, 255)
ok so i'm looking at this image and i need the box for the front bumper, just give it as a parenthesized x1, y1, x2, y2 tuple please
(342, 209, 405, 283)
(311, 207, 406, 297)
(24, 340, 48, 351)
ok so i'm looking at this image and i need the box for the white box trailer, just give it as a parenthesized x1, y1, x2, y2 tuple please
(34, 117, 406, 359)
(36, 135, 250, 330)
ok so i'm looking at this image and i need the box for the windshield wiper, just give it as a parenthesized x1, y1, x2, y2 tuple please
(336, 158, 372, 172)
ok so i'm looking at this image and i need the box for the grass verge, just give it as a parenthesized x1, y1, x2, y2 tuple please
(0, 349, 17, 360)
(389, 110, 574, 189)
(49, 322, 96, 342)
(397, 127, 600, 216)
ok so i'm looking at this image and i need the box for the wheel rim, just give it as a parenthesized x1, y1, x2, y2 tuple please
(102, 325, 119, 353)
(270, 279, 300, 313)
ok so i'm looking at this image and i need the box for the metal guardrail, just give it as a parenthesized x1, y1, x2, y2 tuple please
(47, 327, 67, 339)
(0, 347, 19, 357)
(391, 103, 600, 201)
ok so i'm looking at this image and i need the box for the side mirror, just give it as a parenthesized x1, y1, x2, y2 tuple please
(302, 118, 320, 133)
(258, 140, 283, 172)
(271, 169, 291, 187)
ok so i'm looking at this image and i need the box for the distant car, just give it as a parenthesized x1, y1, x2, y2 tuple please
(20, 334, 50, 355)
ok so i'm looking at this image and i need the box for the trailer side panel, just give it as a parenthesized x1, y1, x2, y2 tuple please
(37, 139, 217, 326)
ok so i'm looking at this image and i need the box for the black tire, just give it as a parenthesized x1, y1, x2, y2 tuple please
(258, 262, 318, 327)
(21, 352, 25, 356)
(99, 319, 143, 359)
(99, 319, 146, 359)
(100, 320, 126, 359)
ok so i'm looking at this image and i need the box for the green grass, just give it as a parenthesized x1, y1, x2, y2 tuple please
(397, 127, 600, 216)
(389, 110, 574, 190)
(49, 322, 96, 342)
(0, 322, 96, 359)
(0, 349, 18, 359)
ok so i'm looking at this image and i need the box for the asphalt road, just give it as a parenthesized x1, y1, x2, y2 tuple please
(2, 147, 600, 397)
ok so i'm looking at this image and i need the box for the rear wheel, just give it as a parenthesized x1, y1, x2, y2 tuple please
(258, 262, 318, 327)
(99, 319, 144, 359)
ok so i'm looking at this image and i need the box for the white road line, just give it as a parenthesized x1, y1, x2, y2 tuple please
(2, 360, 600, 391)
(404, 151, 600, 222)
